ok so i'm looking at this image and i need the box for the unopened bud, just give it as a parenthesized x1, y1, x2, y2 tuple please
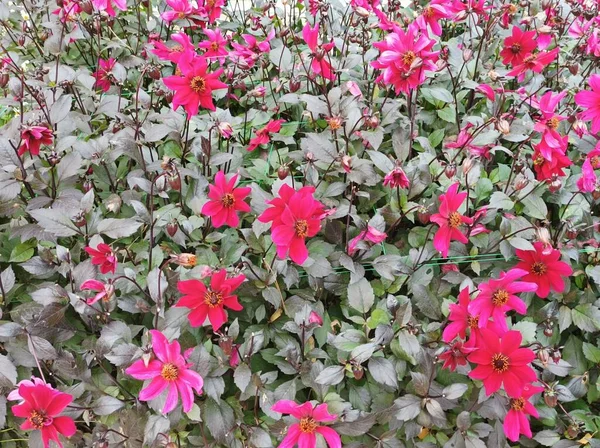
(496, 118, 510, 134)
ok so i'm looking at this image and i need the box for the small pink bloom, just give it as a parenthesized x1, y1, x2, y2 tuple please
(198, 29, 229, 63)
(440, 339, 476, 371)
(161, 0, 193, 22)
(92, 58, 117, 92)
(430, 183, 473, 258)
(468, 269, 537, 332)
(81, 279, 115, 305)
(348, 225, 386, 255)
(308, 311, 323, 326)
(201, 171, 251, 228)
(18, 125, 53, 157)
(271, 400, 341, 448)
(578, 158, 597, 193)
(152, 32, 195, 63)
(11, 382, 77, 448)
(217, 121, 234, 139)
(125, 330, 203, 414)
(163, 52, 227, 117)
(7, 378, 50, 402)
(504, 384, 545, 441)
(92, 0, 126, 16)
(468, 329, 537, 397)
(258, 184, 328, 265)
(383, 165, 410, 189)
(176, 269, 245, 331)
(575, 74, 600, 134)
(514, 242, 573, 299)
(507, 48, 559, 82)
(345, 81, 362, 97)
(441, 264, 459, 273)
(302, 22, 336, 81)
(85, 243, 117, 274)
(416, 0, 451, 36)
(247, 119, 285, 152)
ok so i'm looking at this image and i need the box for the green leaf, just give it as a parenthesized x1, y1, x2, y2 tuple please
(347, 278, 374, 313)
(437, 106, 456, 123)
(582, 342, 600, 364)
(521, 194, 548, 220)
(572, 304, 600, 332)
(315, 365, 345, 386)
(488, 191, 514, 210)
(203, 398, 234, 442)
(97, 218, 142, 239)
(368, 357, 397, 389)
(9, 242, 35, 263)
(29, 209, 79, 237)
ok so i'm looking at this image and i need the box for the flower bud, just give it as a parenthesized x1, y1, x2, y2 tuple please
(0, 73, 9, 89)
(289, 77, 301, 93)
(169, 253, 197, 268)
(417, 206, 430, 224)
(308, 311, 323, 326)
(166, 221, 178, 237)
(352, 364, 364, 380)
(544, 390, 558, 407)
(445, 163, 457, 179)
(341, 155, 352, 173)
(496, 118, 510, 135)
(217, 121, 233, 139)
(277, 165, 289, 180)
(548, 176, 562, 193)
(105, 194, 122, 213)
(83, 179, 93, 192)
(462, 157, 474, 174)
(168, 174, 181, 190)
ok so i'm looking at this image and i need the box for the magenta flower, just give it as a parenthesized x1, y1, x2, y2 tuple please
(348, 225, 387, 255)
(85, 243, 117, 274)
(230, 30, 275, 69)
(578, 157, 598, 193)
(80, 279, 115, 305)
(468, 269, 537, 332)
(500, 27, 537, 66)
(371, 22, 438, 93)
(161, 0, 193, 22)
(302, 22, 336, 81)
(7, 377, 50, 402)
(271, 400, 341, 448)
(125, 330, 203, 414)
(430, 183, 473, 258)
(575, 74, 600, 134)
(258, 184, 327, 265)
(18, 125, 53, 157)
(92, 0, 126, 16)
(507, 48, 559, 82)
(11, 382, 77, 448)
(176, 269, 245, 331)
(162, 52, 227, 117)
(201, 171, 251, 228)
(92, 58, 117, 92)
(383, 165, 410, 189)
(476, 83, 496, 101)
(151, 32, 195, 63)
(247, 119, 285, 152)
(468, 329, 537, 397)
(504, 384, 545, 441)
(198, 29, 229, 63)
(415, 0, 451, 36)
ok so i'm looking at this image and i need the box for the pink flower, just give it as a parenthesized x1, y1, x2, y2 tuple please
(196, 0, 225, 24)
(416, 0, 451, 36)
(443, 287, 477, 343)
(308, 311, 323, 326)
(271, 400, 341, 448)
(430, 183, 473, 258)
(345, 81, 362, 97)
(18, 125, 53, 157)
(468, 269, 537, 332)
(529, 90, 567, 160)
(201, 171, 251, 228)
(514, 242, 573, 299)
(152, 32, 195, 63)
(161, 0, 193, 22)
(125, 330, 203, 414)
(92, 58, 117, 92)
(445, 123, 490, 159)
(532, 139, 572, 181)
(85, 243, 117, 274)
(578, 158, 598, 193)
(302, 22, 336, 81)
(247, 119, 285, 151)
(348, 225, 387, 255)
(500, 27, 537, 66)
(162, 52, 227, 117)
(468, 329, 537, 397)
(476, 83, 495, 101)
(230, 30, 275, 69)
(92, 0, 126, 16)
(383, 165, 410, 189)
(575, 74, 600, 134)
(258, 184, 327, 265)
(507, 48, 559, 82)
(11, 382, 77, 448)
(440, 339, 476, 371)
(198, 29, 229, 63)
(176, 269, 245, 330)
(371, 23, 438, 93)
(7, 377, 50, 402)
(80, 279, 115, 305)
(504, 384, 544, 441)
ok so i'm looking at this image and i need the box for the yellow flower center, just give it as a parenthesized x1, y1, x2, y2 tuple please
(491, 353, 510, 373)
(591, 155, 600, 169)
(295, 220, 309, 238)
(221, 193, 235, 208)
(204, 290, 223, 307)
(423, 6, 434, 17)
(510, 397, 526, 411)
(547, 117, 559, 129)
(467, 314, 479, 329)
(402, 51, 416, 66)
(531, 262, 547, 276)
(299, 417, 318, 433)
(210, 42, 220, 51)
(190, 76, 207, 94)
(448, 211, 462, 228)
(161, 363, 179, 381)
(491, 289, 510, 306)
(28, 410, 49, 429)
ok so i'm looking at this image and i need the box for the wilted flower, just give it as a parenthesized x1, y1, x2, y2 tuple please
(81, 279, 115, 304)
(169, 253, 197, 267)
(85, 243, 117, 274)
